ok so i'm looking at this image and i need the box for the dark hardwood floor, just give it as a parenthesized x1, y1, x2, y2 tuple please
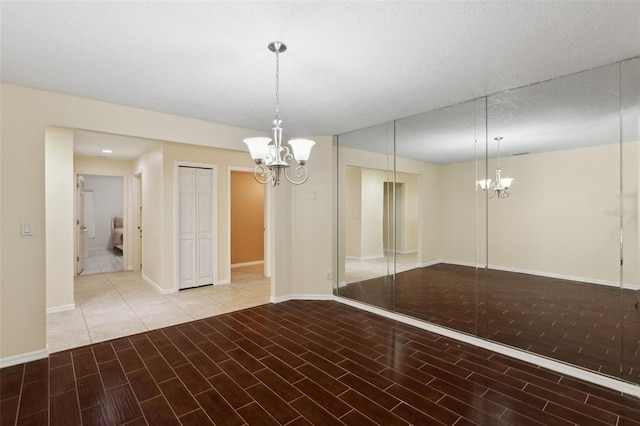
(2, 300, 640, 425)
(339, 263, 640, 384)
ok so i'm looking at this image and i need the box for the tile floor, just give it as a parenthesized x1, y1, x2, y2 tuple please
(80, 248, 123, 275)
(344, 252, 418, 284)
(47, 264, 270, 353)
(339, 263, 640, 384)
(4, 300, 640, 425)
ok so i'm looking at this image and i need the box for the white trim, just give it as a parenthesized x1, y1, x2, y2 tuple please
(384, 249, 417, 255)
(270, 294, 335, 304)
(333, 296, 640, 397)
(440, 259, 639, 289)
(417, 259, 441, 268)
(345, 254, 385, 261)
(0, 348, 49, 368)
(46, 304, 76, 314)
(173, 161, 218, 291)
(231, 260, 264, 268)
(142, 273, 175, 294)
(215, 279, 231, 285)
(337, 281, 347, 289)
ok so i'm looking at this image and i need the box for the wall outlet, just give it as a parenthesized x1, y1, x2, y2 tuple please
(326, 271, 332, 281)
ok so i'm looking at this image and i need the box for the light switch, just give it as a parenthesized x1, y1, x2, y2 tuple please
(21, 222, 33, 236)
(309, 190, 316, 200)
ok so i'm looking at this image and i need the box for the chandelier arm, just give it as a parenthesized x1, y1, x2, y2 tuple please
(280, 145, 293, 163)
(284, 164, 310, 185)
(252, 164, 274, 185)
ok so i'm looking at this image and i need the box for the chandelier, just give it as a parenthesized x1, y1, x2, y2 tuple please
(478, 137, 513, 198)
(243, 42, 315, 186)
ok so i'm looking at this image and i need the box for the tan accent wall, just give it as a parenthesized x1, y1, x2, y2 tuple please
(230, 171, 264, 264)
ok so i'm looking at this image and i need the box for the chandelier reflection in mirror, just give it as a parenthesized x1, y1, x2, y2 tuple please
(243, 42, 315, 186)
(478, 137, 514, 198)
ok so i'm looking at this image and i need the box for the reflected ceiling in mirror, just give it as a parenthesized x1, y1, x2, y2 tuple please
(337, 59, 636, 164)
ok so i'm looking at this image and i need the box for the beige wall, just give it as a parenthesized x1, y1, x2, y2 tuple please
(1, 83, 333, 363)
(344, 167, 362, 258)
(45, 127, 75, 310)
(441, 142, 639, 286)
(230, 171, 264, 264)
(338, 141, 638, 287)
(133, 146, 164, 288)
(338, 146, 441, 273)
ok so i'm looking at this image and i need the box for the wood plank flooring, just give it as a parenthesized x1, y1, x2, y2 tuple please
(338, 263, 640, 384)
(2, 300, 640, 425)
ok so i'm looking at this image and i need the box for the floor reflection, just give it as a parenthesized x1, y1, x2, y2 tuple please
(338, 263, 640, 384)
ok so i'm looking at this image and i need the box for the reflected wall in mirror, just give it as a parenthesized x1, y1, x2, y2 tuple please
(484, 62, 629, 379)
(335, 58, 640, 385)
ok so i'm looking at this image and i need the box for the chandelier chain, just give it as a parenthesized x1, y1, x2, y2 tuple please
(274, 50, 280, 122)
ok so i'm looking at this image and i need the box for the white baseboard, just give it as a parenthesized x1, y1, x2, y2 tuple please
(440, 259, 638, 290)
(215, 279, 231, 285)
(127, 265, 133, 271)
(332, 295, 640, 397)
(345, 254, 385, 261)
(270, 294, 334, 304)
(384, 249, 417, 255)
(142, 273, 175, 294)
(231, 261, 264, 268)
(0, 348, 49, 369)
(418, 259, 441, 268)
(46, 304, 76, 314)
(337, 281, 347, 289)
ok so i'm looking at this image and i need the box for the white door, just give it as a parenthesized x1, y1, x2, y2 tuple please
(178, 166, 214, 289)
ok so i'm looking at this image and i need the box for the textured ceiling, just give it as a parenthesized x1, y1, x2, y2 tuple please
(2, 1, 639, 143)
(0, 0, 640, 162)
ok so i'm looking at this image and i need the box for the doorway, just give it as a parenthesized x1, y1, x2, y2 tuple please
(229, 169, 267, 283)
(77, 174, 125, 275)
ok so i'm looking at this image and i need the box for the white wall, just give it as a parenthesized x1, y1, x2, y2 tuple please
(83, 175, 124, 250)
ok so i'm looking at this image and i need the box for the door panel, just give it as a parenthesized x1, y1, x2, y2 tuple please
(179, 167, 196, 289)
(178, 166, 215, 289)
(196, 168, 213, 285)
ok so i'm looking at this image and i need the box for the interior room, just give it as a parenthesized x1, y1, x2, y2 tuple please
(1, 2, 639, 425)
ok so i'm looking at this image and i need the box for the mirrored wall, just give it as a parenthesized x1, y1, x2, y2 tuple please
(335, 58, 640, 384)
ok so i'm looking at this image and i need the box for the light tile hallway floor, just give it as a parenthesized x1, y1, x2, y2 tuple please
(47, 264, 270, 353)
(79, 248, 123, 275)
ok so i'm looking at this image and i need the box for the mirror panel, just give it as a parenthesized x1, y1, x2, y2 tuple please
(336, 122, 396, 309)
(485, 62, 623, 376)
(393, 99, 485, 335)
(622, 57, 640, 383)
(335, 58, 640, 386)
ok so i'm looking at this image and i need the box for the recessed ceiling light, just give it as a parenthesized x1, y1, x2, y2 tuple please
(101, 149, 113, 154)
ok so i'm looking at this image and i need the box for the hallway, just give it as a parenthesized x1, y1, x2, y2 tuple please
(47, 265, 269, 353)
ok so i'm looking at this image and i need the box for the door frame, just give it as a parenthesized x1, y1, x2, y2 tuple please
(76, 175, 86, 274)
(134, 172, 142, 272)
(173, 161, 218, 292)
(227, 166, 270, 281)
